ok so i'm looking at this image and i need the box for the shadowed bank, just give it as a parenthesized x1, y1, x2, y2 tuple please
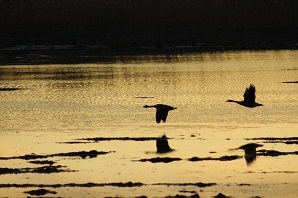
(0, 0, 298, 66)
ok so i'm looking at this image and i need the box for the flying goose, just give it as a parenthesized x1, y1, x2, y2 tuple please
(143, 104, 176, 123)
(226, 84, 263, 107)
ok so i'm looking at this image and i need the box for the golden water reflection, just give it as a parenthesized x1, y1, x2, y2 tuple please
(0, 50, 297, 197)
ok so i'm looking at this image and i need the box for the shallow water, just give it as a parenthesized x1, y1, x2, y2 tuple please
(0, 50, 298, 197)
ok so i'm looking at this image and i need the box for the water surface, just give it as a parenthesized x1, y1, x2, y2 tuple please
(0, 50, 297, 197)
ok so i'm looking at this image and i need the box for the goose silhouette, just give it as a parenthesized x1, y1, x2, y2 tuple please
(231, 143, 263, 165)
(226, 84, 263, 108)
(156, 134, 173, 153)
(143, 104, 176, 123)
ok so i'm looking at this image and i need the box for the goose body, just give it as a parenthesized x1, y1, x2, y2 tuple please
(226, 84, 263, 108)
(143, 104, 176, 123)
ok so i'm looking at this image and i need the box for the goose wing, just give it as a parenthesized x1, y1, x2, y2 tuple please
(161, 111, 169, 122)
(238, 143, 263, 151)
(156, 108, 169, 123)
(153, 104, 176, 123)
(156, 109, 163, 123)
(243, 84, 256, 103)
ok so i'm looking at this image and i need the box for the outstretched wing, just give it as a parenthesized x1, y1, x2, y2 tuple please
(156, 109, 163, 123)
(156, 109, 169, 123)
(238, 143, 263, 151)
(161, 111, 169, 122)
(243, 84, 256, 103)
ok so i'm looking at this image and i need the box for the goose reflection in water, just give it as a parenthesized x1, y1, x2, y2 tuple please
(226, 84, 263, 108)
(156, 135, 173, 153)
(234, 143, 263, 165)
(143, 104, 177, 123)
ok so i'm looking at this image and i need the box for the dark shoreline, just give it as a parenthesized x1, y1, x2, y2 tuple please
(0, 42, 296, 66)
(1, 28, 297, 65)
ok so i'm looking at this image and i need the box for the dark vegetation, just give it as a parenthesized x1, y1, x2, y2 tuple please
(282, 81, 298, 84)
(214, 193, 230, 198)
(257, 149, 298, 156)
(135, 155, 242, 163)
(0, 0, 297, 53)
(0, 182, 145, 188)
(59, 136, 164, 144)
(246, 137, 298, 144)
(0, 165, 73, 175)
(0, 87, 24, 91)
(0, 150, 114, 175)
(153, 182, 216, 188)
(188, 155, 241, 162)
(29, 160, 56, 165)
(77, 137, 162, 142)
(137, 157, 182, 163)
(0, 181, 215, 189)
(0, 150, 112, 160)
(165, 194, 200, 198)
(24, 189, 57, 196)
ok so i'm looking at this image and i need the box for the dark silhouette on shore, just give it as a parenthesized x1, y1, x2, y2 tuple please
(156, 135, 173, 153)
(232, 143, 263, 165)
(226, 84, 263, 108)
(144, 104, 176, 123)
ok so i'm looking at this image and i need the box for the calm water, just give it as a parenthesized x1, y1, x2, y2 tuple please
(0, 50, 297, 197)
